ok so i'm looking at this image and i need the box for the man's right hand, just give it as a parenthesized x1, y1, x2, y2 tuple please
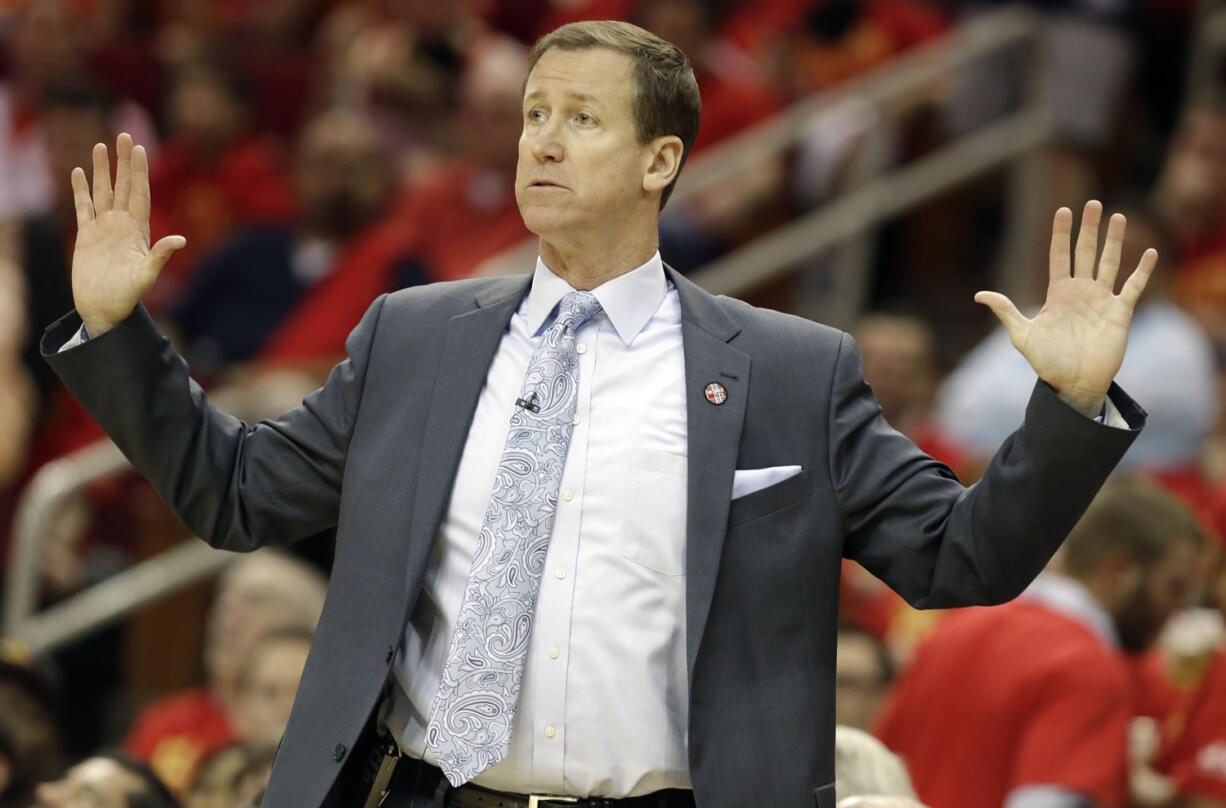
(71, 133, 185, 338)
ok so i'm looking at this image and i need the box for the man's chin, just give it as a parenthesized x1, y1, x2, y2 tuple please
(518, 206, 575, 239)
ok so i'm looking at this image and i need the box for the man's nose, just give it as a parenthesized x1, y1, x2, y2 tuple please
(529, 124, 564, 162)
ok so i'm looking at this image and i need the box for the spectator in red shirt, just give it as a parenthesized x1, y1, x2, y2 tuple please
(124, 552, 326, 794)
(1154, 648, 1226, 808)
(172, 107, 420, 377)
(1151, 533, 1226, 808)
(146, 64, 296, 314)
(839, 311, 969, 658)
(854, 311, 969, 477)
(876, 478, 1204, 808)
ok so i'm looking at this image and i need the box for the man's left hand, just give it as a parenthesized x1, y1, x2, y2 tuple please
(975, 200, 1156, 418)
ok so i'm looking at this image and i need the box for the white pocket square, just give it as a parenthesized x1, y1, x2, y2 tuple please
(732, 465, 803, 500)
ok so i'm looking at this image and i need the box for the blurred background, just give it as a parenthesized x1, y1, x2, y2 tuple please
(1, 0, 1225, 806)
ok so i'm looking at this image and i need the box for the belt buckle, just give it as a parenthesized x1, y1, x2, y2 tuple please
(527, 796, 580, 808)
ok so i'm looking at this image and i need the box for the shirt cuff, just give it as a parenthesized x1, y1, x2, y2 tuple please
(1098, 396, 1128, 429)
(56, 324, 88, 354)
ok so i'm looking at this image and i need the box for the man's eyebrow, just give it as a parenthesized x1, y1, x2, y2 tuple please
(523, 89, 602, 105)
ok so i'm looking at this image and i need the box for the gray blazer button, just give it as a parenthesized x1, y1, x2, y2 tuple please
(334, 743, 346, 762)
(386, 645, 394, 663)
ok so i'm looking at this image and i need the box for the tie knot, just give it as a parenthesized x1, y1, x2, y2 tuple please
(554, 291, 602, 334)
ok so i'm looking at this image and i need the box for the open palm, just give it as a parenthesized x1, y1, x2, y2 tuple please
(71, 133, 185, 337)
(975, 201, 1156, 417)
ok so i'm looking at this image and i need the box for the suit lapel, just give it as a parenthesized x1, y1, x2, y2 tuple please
(404, 276, 531, 594)
(669, 268, 750, 680)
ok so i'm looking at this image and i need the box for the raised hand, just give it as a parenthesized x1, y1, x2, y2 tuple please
(974, 201, 1157, 418)
(70, 133, 185, 338)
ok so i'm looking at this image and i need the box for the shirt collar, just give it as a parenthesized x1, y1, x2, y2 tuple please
(526, 252, 668, 346)
(1021, 572, 1120, 648)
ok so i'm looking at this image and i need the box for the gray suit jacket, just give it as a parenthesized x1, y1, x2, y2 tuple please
(44, 267, 1143, 808)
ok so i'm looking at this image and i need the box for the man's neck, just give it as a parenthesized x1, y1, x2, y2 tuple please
(538, 231, 659, 291)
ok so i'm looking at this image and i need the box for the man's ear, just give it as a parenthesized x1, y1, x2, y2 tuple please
(642, 135, 684, 196)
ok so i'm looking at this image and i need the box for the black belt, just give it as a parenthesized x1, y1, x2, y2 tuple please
(381, 753, 695, 808)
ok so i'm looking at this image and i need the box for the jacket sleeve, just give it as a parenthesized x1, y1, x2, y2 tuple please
(830, 332, 1145, 608)
(42, 296, 388, 551)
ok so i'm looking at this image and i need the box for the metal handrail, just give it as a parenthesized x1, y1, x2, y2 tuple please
(3, 391, 248, 654)
(3, 5, 1052, 654)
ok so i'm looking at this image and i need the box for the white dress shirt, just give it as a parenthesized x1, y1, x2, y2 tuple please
(386, 252, 693, 797)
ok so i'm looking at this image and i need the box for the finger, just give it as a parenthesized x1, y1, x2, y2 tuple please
(129, 144, 151, 224)
(1119, 248, 1158, 307)
(91, 142, 113, 215)
(974, 290, 1029, 337)
(1096, 212, 1126, 289)
(1073, 200, 1102, 279)
(71, 167, 94, 227)
(1049, 206, 1073, 283)
(138, 235, 187, 288)
(112, 133, 133, 212)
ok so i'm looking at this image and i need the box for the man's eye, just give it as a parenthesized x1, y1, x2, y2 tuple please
(528, 109, 545, 122)
(577, 112, 593, 125)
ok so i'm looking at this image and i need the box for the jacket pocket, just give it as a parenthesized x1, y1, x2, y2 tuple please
(814, 782, 837, 808)
(727, 467, 812, 526)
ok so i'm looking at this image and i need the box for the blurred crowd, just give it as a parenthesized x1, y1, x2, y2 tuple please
(0, 0, 1225, 806)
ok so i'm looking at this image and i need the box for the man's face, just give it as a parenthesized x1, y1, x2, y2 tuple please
(296, 120, 388, 240)
(855, 317, 934, 425)
(1113, 540, 1200, 654)
(515, 47, 653, 243)
(1158, 109, 1226, 236)
(33, 758, 144, 808)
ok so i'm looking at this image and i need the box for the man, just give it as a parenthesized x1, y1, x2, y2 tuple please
(875, 479, 1204, 808)
(124, 551, 326, 792)
(33, 753, 179, 808)
(45, 19, 1152, 808)
(172, 108, 426, 375)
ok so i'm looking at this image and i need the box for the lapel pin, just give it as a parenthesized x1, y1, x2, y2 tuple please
(704, 382, 728, 405)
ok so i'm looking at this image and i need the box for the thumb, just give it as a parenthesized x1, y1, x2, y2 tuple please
(974, 290, 1028, 337)
(138, 235, 186, 287)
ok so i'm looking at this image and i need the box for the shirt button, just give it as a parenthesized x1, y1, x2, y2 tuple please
(544, 726, 557, 739)
(555, 568, 567, 580)
(549, 647, 560, 659)
(562, 490, 574, 502)
(576, 344, 587, 354)
(572, 414, 580, 425)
